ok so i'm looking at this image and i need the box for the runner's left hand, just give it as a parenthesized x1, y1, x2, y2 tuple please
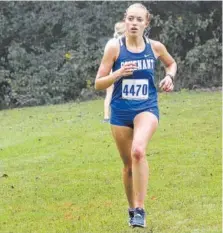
(159, 76, 174, 92)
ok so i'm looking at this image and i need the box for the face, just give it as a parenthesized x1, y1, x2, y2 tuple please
(125, 7, 148, 37)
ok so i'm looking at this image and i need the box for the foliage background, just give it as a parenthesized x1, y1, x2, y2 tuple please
(0, 1, 222, 109)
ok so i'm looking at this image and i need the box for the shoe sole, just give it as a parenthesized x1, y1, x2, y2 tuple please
(131, 220, 146, 228)
(132, 224, 146, 228)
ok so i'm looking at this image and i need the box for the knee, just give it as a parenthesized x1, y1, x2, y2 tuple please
(131, 145, 145, 162)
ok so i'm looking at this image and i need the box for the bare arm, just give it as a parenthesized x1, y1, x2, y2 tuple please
(152, 41, 177, 92)
(158, 42, 177, 80)
(95, 39, 137, 90)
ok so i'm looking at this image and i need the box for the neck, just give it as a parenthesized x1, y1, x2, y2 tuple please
(125, 35, 145, 52)
(126, 35, 144, 46)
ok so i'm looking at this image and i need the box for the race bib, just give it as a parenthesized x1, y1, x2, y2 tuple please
(122, 79, 149, 100)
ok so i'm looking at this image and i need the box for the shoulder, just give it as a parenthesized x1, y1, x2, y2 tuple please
(105, 38, 120, 53)
(149, 39, 165, 49)
(150, 39, 176, 66)
(104, 38, 120, 60)
(104, 38, 119, 60)
(149, 39, 168, 57)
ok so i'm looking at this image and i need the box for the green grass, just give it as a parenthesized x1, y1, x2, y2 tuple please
(0, 90, 221, 233)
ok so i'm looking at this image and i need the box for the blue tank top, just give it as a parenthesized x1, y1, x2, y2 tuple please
(111, 37, 158, 111)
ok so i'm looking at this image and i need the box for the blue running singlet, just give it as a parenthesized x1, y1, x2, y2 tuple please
(110, 37, 159, 128)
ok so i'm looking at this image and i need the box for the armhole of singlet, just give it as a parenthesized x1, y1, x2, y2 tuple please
(147, 39, 158, 60)
(114, 37, 123, 62)
(112, 37, 123, 72)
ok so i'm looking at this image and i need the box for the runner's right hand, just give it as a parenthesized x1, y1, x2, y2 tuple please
(118, 61, 138, 77)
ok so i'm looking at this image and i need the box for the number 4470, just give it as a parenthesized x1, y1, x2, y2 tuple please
(123, 84, 148, 96)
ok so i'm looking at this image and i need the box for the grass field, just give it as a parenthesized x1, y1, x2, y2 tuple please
(0, 90, 221, 233)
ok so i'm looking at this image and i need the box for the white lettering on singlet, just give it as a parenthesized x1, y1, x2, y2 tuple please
(120, 59, 155, 70)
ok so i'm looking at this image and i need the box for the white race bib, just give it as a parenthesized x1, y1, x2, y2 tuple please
(122, 79, 149, 100)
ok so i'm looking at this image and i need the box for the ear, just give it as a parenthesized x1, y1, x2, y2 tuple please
(148, 14, 153, 23)
(145, 21, 150, 27)
(144, 19, 150, 29)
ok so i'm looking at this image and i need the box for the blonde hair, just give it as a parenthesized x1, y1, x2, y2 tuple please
(113, 21, 126, 38)
(125, 3, 151, 23)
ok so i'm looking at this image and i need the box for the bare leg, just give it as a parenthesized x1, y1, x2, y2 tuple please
(104, 85, 114, 119)
(111, 125, 135, 208)
(131, 112, 158, 208)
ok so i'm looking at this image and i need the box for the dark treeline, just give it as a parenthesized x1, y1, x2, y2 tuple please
(0, 1, 222, 109)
